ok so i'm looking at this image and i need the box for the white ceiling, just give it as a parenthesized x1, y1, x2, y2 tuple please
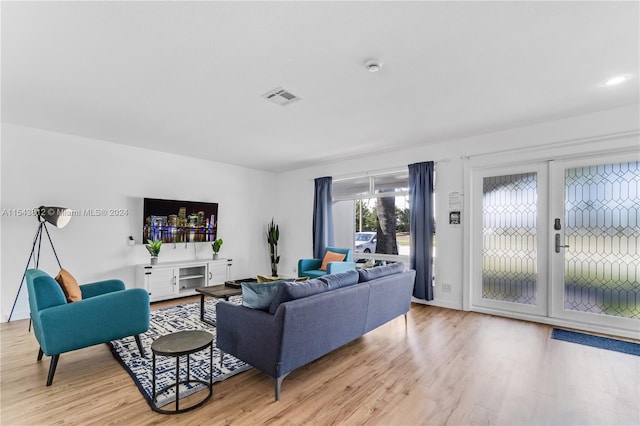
(2, 1, 639, 172)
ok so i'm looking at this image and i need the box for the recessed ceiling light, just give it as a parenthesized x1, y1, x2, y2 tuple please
(365, 59, 382, 73)
(604, 75, 630, 86)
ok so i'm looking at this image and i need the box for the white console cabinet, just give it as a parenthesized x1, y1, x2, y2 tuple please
(136, 258, 232, 302)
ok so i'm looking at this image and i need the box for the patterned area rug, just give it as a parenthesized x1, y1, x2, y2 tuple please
(109, 297, 251, 408)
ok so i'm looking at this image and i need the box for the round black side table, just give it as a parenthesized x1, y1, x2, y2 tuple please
(151, 330, 213, 414)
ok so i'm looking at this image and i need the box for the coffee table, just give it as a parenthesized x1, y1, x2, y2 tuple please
(257, 274, 308, 283)
(195, 285, 242, 326)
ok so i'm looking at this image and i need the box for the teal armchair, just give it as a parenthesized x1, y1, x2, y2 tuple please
(298, 247, 356, 279)
(26, 269, 150, 386)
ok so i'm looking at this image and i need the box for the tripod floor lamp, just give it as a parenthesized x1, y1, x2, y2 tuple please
(8, 206, 72, 322)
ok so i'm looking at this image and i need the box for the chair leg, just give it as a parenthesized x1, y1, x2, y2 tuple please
(46, 355, 60, 386)
(134, 335, 145, 357)
(37, 348, 44, 361)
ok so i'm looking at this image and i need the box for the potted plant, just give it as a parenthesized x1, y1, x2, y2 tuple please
(266, 218, 280, 277)
(145, 239, 162, 265)
(211, 238, 223, 260)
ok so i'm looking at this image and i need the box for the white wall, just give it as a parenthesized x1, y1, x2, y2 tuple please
(2, 104, 638, 321)
(275, 104, 640, 310)
(1, 124, 278, 321)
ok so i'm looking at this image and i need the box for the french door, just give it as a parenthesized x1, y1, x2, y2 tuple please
(471, 152, 640, 336)
(471, 163, 549, 317)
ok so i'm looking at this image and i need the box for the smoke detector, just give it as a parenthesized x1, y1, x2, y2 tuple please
(262, 87, 300, 106)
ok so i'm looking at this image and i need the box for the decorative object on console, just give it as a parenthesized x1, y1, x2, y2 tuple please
(145, 239, 162, 265)
(211, 238, 223, 260)
(9, 205, 72, 322)
(266, 218, 280, 277)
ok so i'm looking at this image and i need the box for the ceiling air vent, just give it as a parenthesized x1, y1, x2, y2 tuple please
(262, 87, 300, 106)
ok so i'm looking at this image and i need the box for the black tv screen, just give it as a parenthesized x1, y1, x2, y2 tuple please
(143, 198, 218, 243)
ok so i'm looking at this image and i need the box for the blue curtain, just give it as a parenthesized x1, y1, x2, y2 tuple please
(409, 162, 435, 300)
(313, 177, 335, 259)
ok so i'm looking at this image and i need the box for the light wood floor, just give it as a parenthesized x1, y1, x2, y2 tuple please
(1, 298, 639, 425)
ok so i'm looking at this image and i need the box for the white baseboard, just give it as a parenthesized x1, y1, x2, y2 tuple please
(470, 306, 640, 340)
(3, 309, 30, 323)
(412, 297, 463, 311)
(410, 298, 639, 340)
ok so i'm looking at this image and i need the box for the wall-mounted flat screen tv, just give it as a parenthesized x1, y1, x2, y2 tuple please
(143, 198, 218, 243)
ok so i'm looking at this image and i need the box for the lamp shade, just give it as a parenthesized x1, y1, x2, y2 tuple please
(37, 206, 72, 228)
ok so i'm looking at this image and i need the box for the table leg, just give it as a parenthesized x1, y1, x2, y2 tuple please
(175, 356, 180, 412)
(199, 295, 218, 327)
(209, 343, 213, 390)
(200, 294, 205, 322)
(152, 353, 156, 403)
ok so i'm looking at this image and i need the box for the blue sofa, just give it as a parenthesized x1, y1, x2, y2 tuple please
(216, 263, 415, 400)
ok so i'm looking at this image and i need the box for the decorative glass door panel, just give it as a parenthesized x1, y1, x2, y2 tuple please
(482, 173, 538, 304)
(552, 160, 640, 326)
(550, 155, 640, 332)
(472, 163, 548, 316)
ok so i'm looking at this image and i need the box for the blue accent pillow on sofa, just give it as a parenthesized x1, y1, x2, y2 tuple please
(268, 279, 329, 314)
(357, 262, 404, 282)
(242, 281, 284, 311)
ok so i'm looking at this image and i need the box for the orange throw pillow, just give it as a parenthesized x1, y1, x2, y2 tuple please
(55, 268, 82, 303)
(319, 251, 346, 271)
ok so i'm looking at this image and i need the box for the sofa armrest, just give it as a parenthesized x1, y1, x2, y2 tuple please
(35, 288, 149, 356)
(327, 261, 356, 274)
(298, 258, 321, 274)
(80, 279, 126, 299)
(216, 301, 284, 378)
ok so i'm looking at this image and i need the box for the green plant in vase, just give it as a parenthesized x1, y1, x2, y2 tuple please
(266, 218, 280, 277)
(145, 239, 162, 265)
(211, 238, 223, 260)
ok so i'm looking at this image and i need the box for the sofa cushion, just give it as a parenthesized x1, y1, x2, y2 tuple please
(268, 279, 328, 314)
(242, 281, 284, 311)
(319, 251, 346, 271)
(357, 262, 405, 283)
(55, 268, 82, 302)
(319, 270, 359, 290)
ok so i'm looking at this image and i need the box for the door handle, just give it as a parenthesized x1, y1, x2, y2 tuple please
(555, 233, 570, 253)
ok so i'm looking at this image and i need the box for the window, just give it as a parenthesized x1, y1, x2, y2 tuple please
(333, 170, 410, 266)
